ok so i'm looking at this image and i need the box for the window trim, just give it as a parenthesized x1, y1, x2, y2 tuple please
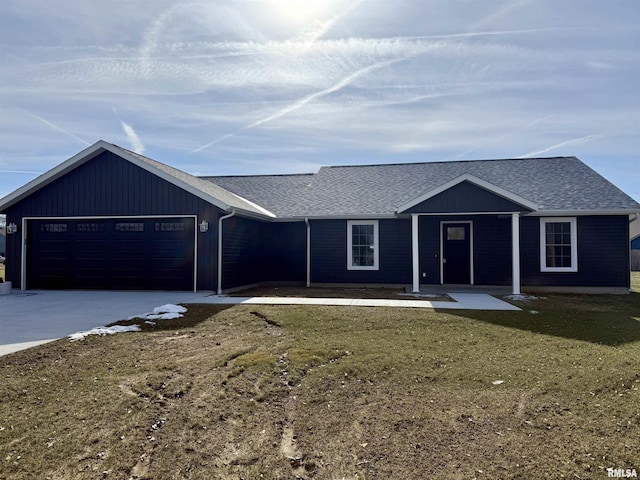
(540, 217, 578, 273)
(347, 220, 379, 271)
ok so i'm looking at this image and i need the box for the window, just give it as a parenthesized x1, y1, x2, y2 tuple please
(77, 223, 105, 233)
(347, 220, 379, 270)
(40, 223, 68, 233)
(155, 222, 185, 232)
(115, 222, 144, 232)
(447, 226, 466, 240)
(540, 217, 577, 272)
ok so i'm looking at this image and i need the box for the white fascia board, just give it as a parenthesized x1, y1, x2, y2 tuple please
(224, 191, 276, 218)
(396, 174, 539, 213)
(282, 214, 398, 221)
(528, 209, 640, 217)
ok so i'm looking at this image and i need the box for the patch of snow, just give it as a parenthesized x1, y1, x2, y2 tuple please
(131, 304, 188, 321)
(145, 320, 157, 326)
(153, 304, 187, 314)
(529, 310, 540, 315)
(145, 312, 183, 320)
(397, 293, 445, 299)
(492, 380, 505, 385)
(68, 325, 141, 341)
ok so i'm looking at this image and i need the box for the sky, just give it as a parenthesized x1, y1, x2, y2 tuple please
(1, 0, 639, 203)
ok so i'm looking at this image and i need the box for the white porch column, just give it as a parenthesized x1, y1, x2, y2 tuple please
(512, 213, 521, 295)
(412, 214, 420, 292)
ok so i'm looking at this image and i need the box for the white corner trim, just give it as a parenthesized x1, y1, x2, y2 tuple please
(411, 214, 420, 292)
(539, 217, 578, 273)
(396, 174, 539, 213)
(347, 220, 379, 271)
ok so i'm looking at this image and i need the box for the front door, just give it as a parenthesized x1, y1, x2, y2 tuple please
(442, 222, 471, 284)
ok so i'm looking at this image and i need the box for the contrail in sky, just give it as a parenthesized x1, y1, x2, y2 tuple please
(191, 57, 404, 153)
(518, 133, 599, 158)
(18, 108, 90, 146)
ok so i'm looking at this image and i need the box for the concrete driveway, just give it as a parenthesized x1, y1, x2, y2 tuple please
(0, 290, 214, 356)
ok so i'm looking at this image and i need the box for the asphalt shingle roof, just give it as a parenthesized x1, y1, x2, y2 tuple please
(206, 157, 640, 217)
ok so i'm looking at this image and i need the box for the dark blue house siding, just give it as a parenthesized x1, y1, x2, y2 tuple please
(521, 215, 630, 288)
(310, 219, 411, 284)
(221, 218, 305, 289)
(3, 151, 220, 290)
(405, 182, 530, 214)
(632, 237, 640, 250)
(418, 215, 512, 285)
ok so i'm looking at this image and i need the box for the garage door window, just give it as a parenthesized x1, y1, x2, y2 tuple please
(77, 223, 105, 233)
(115, 222, 144, 232)
(155, 222, 185, 232)
(40, 223, 68, 233)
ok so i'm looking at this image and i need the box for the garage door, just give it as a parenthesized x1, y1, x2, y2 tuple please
(27, 217, 195, 290)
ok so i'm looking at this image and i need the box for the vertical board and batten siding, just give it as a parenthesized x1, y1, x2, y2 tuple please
(221, 218, 306, 289)
(3, 151, 220, 290)
(404, 181, 530, 214)
(310, 219, 412, 284)
(521, 215, 630, 287)
(418, 215, 512, 285)
(265, 222, 306, 282)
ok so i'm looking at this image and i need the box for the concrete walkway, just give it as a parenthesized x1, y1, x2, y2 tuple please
(200, 293, 520, 311)
(0, 290, 518, 356)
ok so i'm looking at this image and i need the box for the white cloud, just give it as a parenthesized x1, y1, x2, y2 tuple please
(120, 121, 145, 154)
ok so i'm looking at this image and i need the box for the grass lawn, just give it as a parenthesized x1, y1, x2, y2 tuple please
(1, 293, 639, 479)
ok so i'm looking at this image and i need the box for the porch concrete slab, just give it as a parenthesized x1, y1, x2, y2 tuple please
(447, 293, 521, 311)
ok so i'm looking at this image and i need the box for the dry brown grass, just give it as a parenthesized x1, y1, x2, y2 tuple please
(1, 295, 639, 479)
(0, 264, 5, 282)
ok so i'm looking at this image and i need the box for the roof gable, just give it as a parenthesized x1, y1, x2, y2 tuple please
(0, 141, 275, 218)
(398, 174, 539, 214)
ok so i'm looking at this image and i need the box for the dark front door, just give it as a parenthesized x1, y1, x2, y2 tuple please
(442, 222, 471, 284)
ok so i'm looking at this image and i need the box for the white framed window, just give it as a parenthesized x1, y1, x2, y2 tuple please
(540, 217, 578, 272)
(347, 220, 379, 270)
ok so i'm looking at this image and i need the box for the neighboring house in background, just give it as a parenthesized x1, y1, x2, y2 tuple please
(0, 140, 638, 294)
(631, 216, 640, 272)
(631, 216, 640, 250)
(0, 230, 5, 256)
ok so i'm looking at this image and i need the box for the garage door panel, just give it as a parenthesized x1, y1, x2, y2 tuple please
(28, 218, 195, 290)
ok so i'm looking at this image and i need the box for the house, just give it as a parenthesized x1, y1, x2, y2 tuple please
(0, 140, 638, 294)
(632, 216, 640, 250)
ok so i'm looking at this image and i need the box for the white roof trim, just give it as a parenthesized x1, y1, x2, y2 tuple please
(529, 210, 640, 217)
(396, 173, 539, 213)
(0, 140, 275, 218)
(224, 190, 276, 218)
